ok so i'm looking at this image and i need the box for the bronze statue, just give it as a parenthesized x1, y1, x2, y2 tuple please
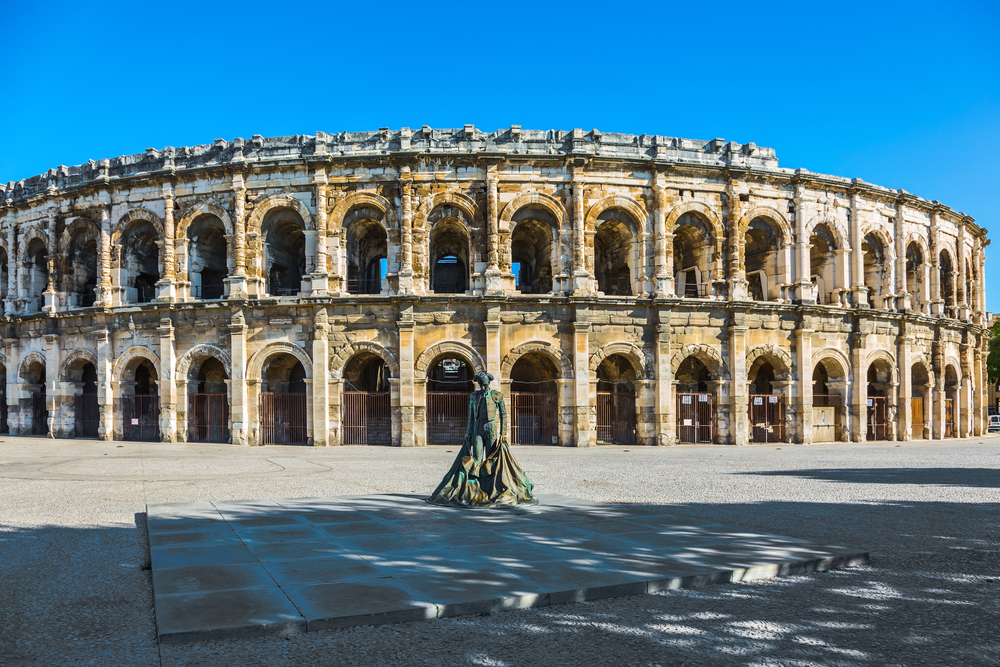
(428, 371, 535, 507)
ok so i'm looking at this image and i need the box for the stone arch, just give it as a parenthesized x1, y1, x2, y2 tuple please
(740, 207, 793, 243)
(585, 195, 648, 236)
(59, 348, 98, 381)
(59, 216, 101, 254)
(860, 222, 896, 262)
(112, 346, 161, 382)
(414, 341, 486, 376)
(176, 344, 232, 382)
(670, 344, 729, 380)
(499, 191, 568, 229)
(803, 214, 849, 250)
(591, 342, 653, 380)
(18, 352, 47, 379)
(501, 340, 574, 380)
(413, 191, 482, 231)
(811, 347, 851, 380)
(904, 232, 930, 260)
(247, 342, 313, 381)
(665, 201, 723, 239)
(247, 194, 315, 234)
(330, 341, 400, 379)
(176, 200, 234, 239)
(330, 191, 400, 234)
(944, 356, 963, 382)
(866, 349, 898, 383)
(18, 227, 51, 260)
(113, 208, 164, 243)
(746, 344, 794, 380)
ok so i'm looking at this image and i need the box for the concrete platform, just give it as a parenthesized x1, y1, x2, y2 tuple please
(146, 494, 869, 643)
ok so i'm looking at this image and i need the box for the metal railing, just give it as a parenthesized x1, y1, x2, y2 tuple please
(347, 278, 382, 295)
(194, 282, 226, 300)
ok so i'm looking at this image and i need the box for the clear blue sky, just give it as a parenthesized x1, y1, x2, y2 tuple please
(2, 1, 997, 307)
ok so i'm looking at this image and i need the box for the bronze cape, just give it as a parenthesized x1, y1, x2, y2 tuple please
(428, 388, 534, 507)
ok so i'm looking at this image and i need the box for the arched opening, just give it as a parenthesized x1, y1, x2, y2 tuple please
(673, 214, 712, 298)
(596, 354, 637, 445)
(342, 352, 391, 445)
(863, 234, 888, 309)
(744, 218, 780, 302)
(911, 362, 931, 440)
(0, 247, 8, 305)
(262, 208, 306, 297)
(866, 359, 893, 440)
(810, 225, 837, 304)
(426, 354, 474, 445)
(121, 223, 159, 304)
(675, 355, 715, 443)
(122, 359, 160, 441)
(510, 214, 554, 295)
(65, 358, 98, 438)
(188, 215, 228, 300)
(260, 354, 307, 445)
(188, 356, 230, 443)
(939, 250, 955, 315)
(510, 352, 559, 445)
(64, 228, 99, 308)
(594, 212, 635, 296)
(969, 262, 978, 315)
(812, 359, 847, 442)
(20, 359, 47, 436)
(965, 264, 973, 312)
(345, 209, 388, 295)
(747, 358, 784, 443)
(430, 220, 469, 294)
(905, 242, 924, 309)
(25, 238, 49, 313)
(0, 363, 7, 435)
(944, 365, 959, 438)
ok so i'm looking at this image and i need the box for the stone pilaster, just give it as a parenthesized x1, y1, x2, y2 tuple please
(311, 171, 329, 295)
(96, 195, 113, 307)
(898, 333, 912, 441)
(43, 206, 57, 314)
(5, 217, 16, 316)
(397, 311, 416, 446)
(729, 322, 749, 445)
(312, 308, 329, 446)
(796, 327, 813, 444)
(572, 319, 592, 446)
(850, 332, 867, 442)
(157, 183, 176, 302)
(158, 317, 176, 442)
(43, 334, 58, 437)
(960, 343, 971, 438)
(397, 167, 414, 295)
(894, 200, 907, 310)
(96, 330, 113, 440)
(932, 341, 945, 439)
(654, 321, 674, 445)
(653, 181, 672, 296)
(571, 163, 592, 295)
(794, 182, 813, 303)
(484, 165, 503, 295)
(930, 209, 943, 316)
(226, 173, 249, 298)
(849, 190, 867, 307)
(228, 310, 248, 445)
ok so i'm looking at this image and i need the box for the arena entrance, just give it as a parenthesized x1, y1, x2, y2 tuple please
(426, 355, 472, 446)
(747, 359, 784, 443)
(596, 354, 637, 445)
(911, 362, 931, 440)
(866, 359, 893, 441)
(342, 352, 391, 446)
(675, 356, 715, 443)
(0, 364, 7, 435)
(188, 357, 230, 443)
(123, 360, 160, 442)
(259, 354, 308, 445)
(20, 358, 48, 436)
(67, 360, 99, 438)
(944, 365, 959, 438)
(509, 352, 558, 445)
(812, 361, 844, 443)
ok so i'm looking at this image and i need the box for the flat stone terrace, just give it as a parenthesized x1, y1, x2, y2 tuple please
(147, 493, 867, 642)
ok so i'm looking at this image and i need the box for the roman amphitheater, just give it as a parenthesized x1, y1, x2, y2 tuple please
(0, 126, 988, 447)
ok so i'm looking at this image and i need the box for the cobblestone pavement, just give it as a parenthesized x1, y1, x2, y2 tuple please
(2, 437, 998, 666)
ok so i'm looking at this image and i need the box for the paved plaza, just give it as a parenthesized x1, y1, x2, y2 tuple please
(2, 437, 999, 665)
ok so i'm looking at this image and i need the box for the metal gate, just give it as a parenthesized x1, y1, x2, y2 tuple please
(31, 392, 47, 436)
(189, 393, 229, 443)
(596, 390, 637, 445)
(0, 390, 6, 434)
(260, 392, 307, 445)
(867, 396, 888, 440)
(75, 393, 99, 438)
(427, 392, 470, 446)
(123, 394, 160, 441)
(812, 394, 841, 442)
(343, 391, 391, 445)
(676, 392, 714, 443)
(749, 394, 784, 443)
(511, 392, 557, 445)
(945, 398, 955, 437)
(911, 396, 924, 439)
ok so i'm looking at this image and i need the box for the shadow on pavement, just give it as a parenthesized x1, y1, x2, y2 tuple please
(738, 466, 1000, 488)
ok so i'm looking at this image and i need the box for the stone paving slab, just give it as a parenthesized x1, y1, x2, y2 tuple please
(146, 493, 869, 643)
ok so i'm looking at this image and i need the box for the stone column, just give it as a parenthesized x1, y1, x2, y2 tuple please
(850, 332, 866, 442)
(44, 207, 57, 314)
(229, 310, 249, 445)
(974, 346, 984, 436)
(397, 167, 414, 295)
(571, 165, 592, 295)
(729, 322, 749, 446)
(898, 333, 912, 441)
(157, 183, 176, 302)
(96, 198, 113, 307)
(933, 342, 945, 439)
(227, 174, 249, 298)
(4, 339, 16, 434)
(96, 330, 113, 441)
(485, 319, 501, 381)
(957, 224, 968, 317)
(849, 192, 867, 307)
(44, 334, 58, 437)
(311, 172, 330, 295)
(960, 345, 971, 438)
(930, 211, 943, 315)
(894, 202, 906, 310)
(5, 220, 16, 315)
(572, 320, 592, 446)
(796, 327, 813, 444)
(485, 165, 503, 295)
(398, 314, 416, 447)
(653, 183, 671, 296)
(654, 321, 674, 445)
(158, 318, 176, 442)
(794, 184, 813, 303)
(727, 185, 748, 301)
(312, 308, 329, 446)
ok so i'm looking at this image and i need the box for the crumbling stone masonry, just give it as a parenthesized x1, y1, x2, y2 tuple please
(0, 127, 988, 446)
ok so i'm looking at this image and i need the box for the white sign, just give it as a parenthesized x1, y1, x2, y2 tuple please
(683, 419, 692, 426)
(867, 399, 874, 407)
(754, 397, 763, 405)
(699, 394, 709, 403)
(682, 396, 692, 404)
(131, 418, 139, 425)
(769, 396, 779, 404)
